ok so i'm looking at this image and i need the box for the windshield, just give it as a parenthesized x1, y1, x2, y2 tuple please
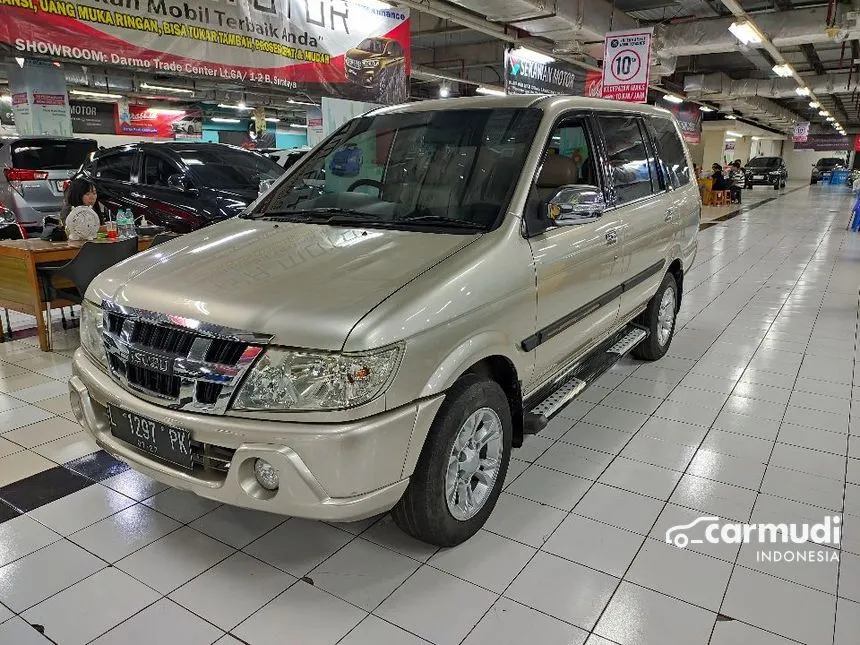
(747, 157, 780, 169)
(11, 139, 98, 170)
(817, 158, 842, 167)
(248, 108, 542, 232)
(357, 38, 386, 53)
(180, 147, 284, 190)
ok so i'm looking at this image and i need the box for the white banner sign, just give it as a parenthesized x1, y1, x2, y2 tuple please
(601, 28, 653, 103)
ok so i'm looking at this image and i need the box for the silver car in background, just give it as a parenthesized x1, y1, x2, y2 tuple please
(0, 136, 98, 230)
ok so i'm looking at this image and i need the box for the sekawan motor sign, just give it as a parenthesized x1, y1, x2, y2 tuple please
(0, 0, 411, 104)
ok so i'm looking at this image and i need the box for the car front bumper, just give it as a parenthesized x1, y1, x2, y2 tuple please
(745, 174, 781, 186)
(70, 348, 444, 521)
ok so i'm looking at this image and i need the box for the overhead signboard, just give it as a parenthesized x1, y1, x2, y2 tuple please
(116, 105, 203, 139)
(793, 122, 810, 143)
(504, 48, 585, 95)
(793, 134, 850, 150)
(69, 100, 115, 134)
(668, 103, 702, 144)
(601, 28, 653, 103)
(0, 0, 410, 105)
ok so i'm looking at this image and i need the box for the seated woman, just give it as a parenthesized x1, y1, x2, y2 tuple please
(61, 179, 103, 224)
(711, 163, 732, 191)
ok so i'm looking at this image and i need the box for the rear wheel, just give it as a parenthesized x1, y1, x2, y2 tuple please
(633, 272, 678, 361)
(392, 374, 512, 546)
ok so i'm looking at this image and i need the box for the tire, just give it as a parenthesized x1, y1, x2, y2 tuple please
(392, 374, 512, 546)
(633, 272, 679, 361)
(811, 178, 818, 185)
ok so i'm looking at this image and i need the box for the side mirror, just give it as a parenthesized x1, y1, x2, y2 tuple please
(545, 185, 605, 225)
(167, 174, 191, 191)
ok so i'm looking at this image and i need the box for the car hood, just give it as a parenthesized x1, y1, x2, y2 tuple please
(346, 49, 383, 60)
(87, 218, 479, 350)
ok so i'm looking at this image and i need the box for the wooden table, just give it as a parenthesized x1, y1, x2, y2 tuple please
(0, 237, 153, 351)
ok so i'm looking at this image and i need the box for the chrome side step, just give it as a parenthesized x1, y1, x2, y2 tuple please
(524, 323, 649, 430)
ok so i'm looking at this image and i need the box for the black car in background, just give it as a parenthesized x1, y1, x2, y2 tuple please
(810, 157, 845, 184)
(744, 156, 788, 190)
(74, 142, 284, 232)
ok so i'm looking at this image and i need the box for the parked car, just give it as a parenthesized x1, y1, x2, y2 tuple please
(73, 142, 284, 232)
(744, 156, 788, 190)
(171, 118, 202, 137)
(259, 147, 312, 169)
(810, 157, 845, 184)
(0, 136, 98, 232)
(70, 96, 699, 546)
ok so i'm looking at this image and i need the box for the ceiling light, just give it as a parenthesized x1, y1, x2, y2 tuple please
(265, 117, 280, 123)
(211, 117, 240, 124)
(148, 108, 185, 115)
(140, 82, 193, 95)
(0, 95, 10, 103)
(827, 116, 835, 122)
(439, 85, 450, 98)
(663, 94, 684, 104)
(726, 114, 738, 119)
(725, 138, 737, 143)
(217, 103, 252, 110)
(289, 123, 308, 128)
(728, 20, 763, 45)
(772, 64, 794, 77)
(752, 136, 762, 140)
(795, 87, 810, 96)
(809, 101, 820, 108)
(69, 89, 122, 100)
(286, 98, 318, 106)
(819, 110, 829, 116)
(699, 105, 714, 112)
(512, 47, 555, 64)
(476, 86, 506, 96)
(726, 131, 743, 137)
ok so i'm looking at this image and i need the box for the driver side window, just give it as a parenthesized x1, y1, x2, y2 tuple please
(142, 154, 181, 188)
(533, 118, 598, 205)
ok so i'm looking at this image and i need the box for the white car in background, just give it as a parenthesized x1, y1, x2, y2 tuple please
(260, 147, 312, 169)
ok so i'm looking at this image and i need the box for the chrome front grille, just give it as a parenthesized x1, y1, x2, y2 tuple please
(101, 301, 272, 414)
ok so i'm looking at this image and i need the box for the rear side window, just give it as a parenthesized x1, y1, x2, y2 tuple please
(598, 115, 655, 204)
(11, 139, 98, 170)
(95, 152, 135, 182)
(650, 118, 690, 188)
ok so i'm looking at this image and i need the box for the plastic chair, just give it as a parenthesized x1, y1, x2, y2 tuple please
(37, 238, 137, 348)
(150, 232, 182, 247)
(709, 190, 731, 206)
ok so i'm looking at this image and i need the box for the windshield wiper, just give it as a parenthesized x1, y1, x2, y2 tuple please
(398, 215, 484, 230)
(248, 207, 380, 222)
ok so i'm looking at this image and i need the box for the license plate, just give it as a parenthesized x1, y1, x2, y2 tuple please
(753, 175, 764, 179)
(109, 405, 193, 469)
(128, 348, 173, 375)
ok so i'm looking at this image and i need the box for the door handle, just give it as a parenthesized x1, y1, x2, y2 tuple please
(605, 229, 618, 245)
(665, 208, 676, 222)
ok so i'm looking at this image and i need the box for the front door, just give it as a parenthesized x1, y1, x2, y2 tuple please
(136, 152, 200, 232)
(597, 114, 671, 322)
(528, 116, 623, 386)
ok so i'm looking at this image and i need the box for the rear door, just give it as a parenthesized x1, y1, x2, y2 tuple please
(596, 113, 672, 322)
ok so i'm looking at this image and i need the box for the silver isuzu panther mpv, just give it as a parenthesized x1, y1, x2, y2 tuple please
(70, 95, 699, 546)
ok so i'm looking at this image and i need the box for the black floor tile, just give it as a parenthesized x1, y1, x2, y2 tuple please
(0, 500, 20, 524)
(0, 467, 93, 513)
(63, 450, 129, 483)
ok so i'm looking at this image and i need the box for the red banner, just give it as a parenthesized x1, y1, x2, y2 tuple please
(1, 0, 411, 104)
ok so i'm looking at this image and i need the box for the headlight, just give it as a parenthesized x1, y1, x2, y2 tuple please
(362, 59, 381, 68)
(80, 300, 108, 367)
(232, 345, 401, 411)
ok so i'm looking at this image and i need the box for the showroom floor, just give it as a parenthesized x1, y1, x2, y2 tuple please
(0, 183, 859, 645)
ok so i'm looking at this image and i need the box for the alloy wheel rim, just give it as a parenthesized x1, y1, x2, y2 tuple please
(657, 287, 676, 347)
(445, 407, 503, 521)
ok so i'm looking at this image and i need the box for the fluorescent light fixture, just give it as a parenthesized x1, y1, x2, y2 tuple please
(217, 103, 252, 110)
(725, 138, 736, 143)
(772, 64, 794, 77)
(148, 108, 185, 115)
(726, 131, 743, 137)
(140, 82, 193, 95)
(439, 85, 450, 98)
(211, 117, 240, 124)
(809, 101, 820, 108)
(0, 95, 10, 103)
(726, 114, 738, 119)
(287, 98, 318, 106)
(795, 87, 810, 96)
(699, 105, 714, 112)
(819, 110, 829, 116)
(827, 116, 835, 122)
(69, 89, 122, 99)
(289, 123, 308, 128)
(728, 20, 763, 45)
(476, 86, 506, 96)
(265, 117, 280, 123)
(512, 47, 555, 64)
(663, 94, 684, 104)
(752, 136, 762, 140)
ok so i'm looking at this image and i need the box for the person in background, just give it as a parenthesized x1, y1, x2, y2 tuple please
(61, 179, 102, 224)
(728, 160, 745, 204)
(711, 162, 730, 188)
(694, 164, 702, 179)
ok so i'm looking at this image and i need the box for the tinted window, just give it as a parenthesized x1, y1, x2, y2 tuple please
(599, 116, 654, 204)
(817, 158, 842, 167)
(178, 147, 284, 189)
(358, 38, 386, 53)
(95, 152, 135, 182)
(142, 154, 180, 187)
(650, 118, 690, 188)
(11, 139, 98, 170)
(747, 157, 780, 169)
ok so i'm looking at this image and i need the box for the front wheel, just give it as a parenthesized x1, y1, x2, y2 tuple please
(392, 375, 512, 546)
(633, 272, 678, 361)
(773, 181, 780, 190)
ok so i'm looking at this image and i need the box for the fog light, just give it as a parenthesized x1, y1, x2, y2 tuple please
(69, 389, 84, 424)
(254, 458, 279, 491)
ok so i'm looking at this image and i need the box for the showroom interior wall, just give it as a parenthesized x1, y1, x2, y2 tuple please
(783, 144, 843, 179)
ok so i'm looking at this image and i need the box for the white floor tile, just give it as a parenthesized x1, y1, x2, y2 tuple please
(463, 597, 588, 645)
(90, 598, 223, 645)
(428, 530, 534, 593)
(244, 518, 353, 578)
